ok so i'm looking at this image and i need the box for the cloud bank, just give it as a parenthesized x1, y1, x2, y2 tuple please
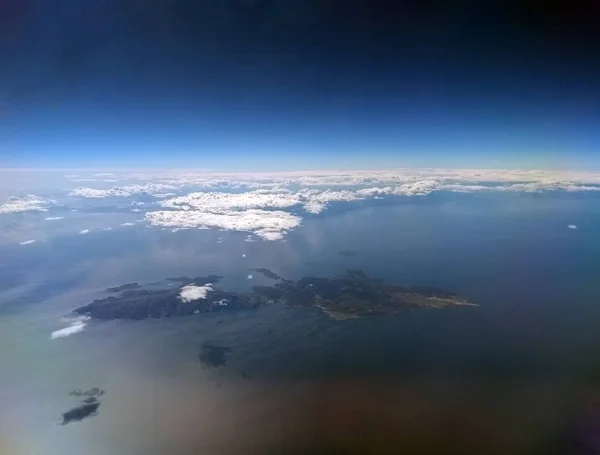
(0, 195, 51, 214)
(146, 209, 301, 241)
(70, 183, 177, 198)
(7, 168, 600, 242)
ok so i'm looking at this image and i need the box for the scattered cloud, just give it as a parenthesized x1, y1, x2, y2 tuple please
(19, 239, 37, 245)
(50, 317, 89, 339)
(146, 209, 301, 241)
(0, 195, 51, 214)
(247, 274, 253, 280)
(80, 229, 90, 235)
(44, 216, 64, 221)
(121, 222, 134, 226)
(568, 225, 578, 230)
(179, 284, 213, 303)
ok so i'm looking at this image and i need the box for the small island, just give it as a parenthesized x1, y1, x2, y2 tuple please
(74, 270, 474, 321)
(250, 268, 282, 280)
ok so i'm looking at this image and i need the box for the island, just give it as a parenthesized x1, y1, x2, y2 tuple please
(199, 343, 232, 368)
(62, 388, 105, 425)
(74, 270, 474, 321)
(250, 268, 282, 280)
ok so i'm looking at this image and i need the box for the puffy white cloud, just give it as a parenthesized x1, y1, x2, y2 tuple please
(19, 240, 37, 245)
(80, 229, 90, 235)
(0, 195, 51, 214)
(146, 209, 301, 240)
(568, 225, 578, 230)
(159, 191, 302, 212)
(50, 317, 89, 339)
(70, 183, 177, 198)
(179, 284, 213, 303)
(247, 274, 253, 280)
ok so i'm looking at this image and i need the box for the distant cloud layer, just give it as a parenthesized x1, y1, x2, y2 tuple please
(19, 239, 37, 245)
(4, 168, 600, 242)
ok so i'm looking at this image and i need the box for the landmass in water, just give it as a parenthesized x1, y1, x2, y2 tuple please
(250, 268, 282, 280)
(199, 343, 232, 368)
(75, 270, 474, 321)
(62, 388, 105, 425)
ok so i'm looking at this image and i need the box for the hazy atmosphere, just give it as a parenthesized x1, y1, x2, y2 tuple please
(2, 1, 600, 454)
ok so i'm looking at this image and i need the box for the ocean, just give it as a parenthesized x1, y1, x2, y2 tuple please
(2, 192, 600, 454)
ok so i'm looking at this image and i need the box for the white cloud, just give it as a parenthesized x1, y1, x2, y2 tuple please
(247, 274, 253, 280)
(50, 317, 89, 339)
(179, 284, 213, 303)
(0, 195, 50, 214)
(11, 168, 600, 241)
(146, 209, 301, 241)
(44, 216, 64, 221)
(80, 229, 90, 234)
(159, 191, 302, 212)
(568, 225, 578, 230)
(70, 183, 177, 198)
(121, 222, 134, 226)
(19, 240, 37, 245)
(154, 193, 177, 199)
(242, 253, 247, 258)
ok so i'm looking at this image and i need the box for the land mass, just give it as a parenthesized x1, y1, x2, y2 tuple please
(74, 270, 474, 321)
(199, 343, 232, 368)
(251, 268, 282, 280)
(62, 388, 105, 425)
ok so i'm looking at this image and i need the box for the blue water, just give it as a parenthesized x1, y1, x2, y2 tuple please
(1, 192, 600, 453)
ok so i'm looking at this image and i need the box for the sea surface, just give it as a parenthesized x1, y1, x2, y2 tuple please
(2, 193, 600, 454)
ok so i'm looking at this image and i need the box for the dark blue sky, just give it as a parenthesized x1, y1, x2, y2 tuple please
(1, 0, 599, 169)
